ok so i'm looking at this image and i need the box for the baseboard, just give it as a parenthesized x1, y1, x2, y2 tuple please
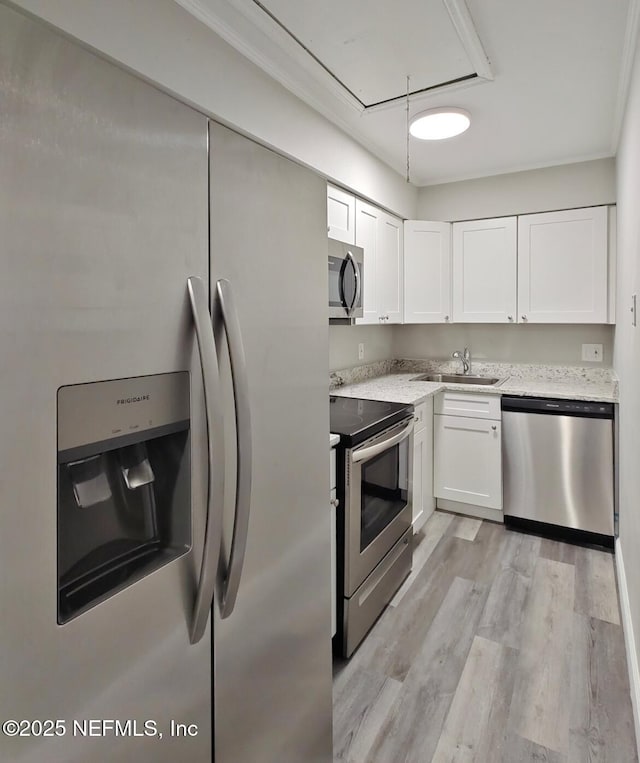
(436, 498, 504, 523)
(412, 503, 435, 534)
(615, 538, 640, 759)
(412, 508, 425, 533)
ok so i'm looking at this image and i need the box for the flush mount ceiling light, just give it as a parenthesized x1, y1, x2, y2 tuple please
(409, 107, 471, 140)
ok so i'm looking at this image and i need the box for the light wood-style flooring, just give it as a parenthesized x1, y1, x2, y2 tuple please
(333, 511, 637, 763)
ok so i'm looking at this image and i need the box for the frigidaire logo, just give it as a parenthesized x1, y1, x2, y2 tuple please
(116, 395, 150, 405)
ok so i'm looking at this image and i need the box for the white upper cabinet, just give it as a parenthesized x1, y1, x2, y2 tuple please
(327, 184, 355, 244)
(378, 211, 404, 323)
(517, 206, 608, 323)
(452, 217, 517, 323)
(355, 199, 403, 324)
(355, 199, 379, 324)
(404, 221, 452, 323)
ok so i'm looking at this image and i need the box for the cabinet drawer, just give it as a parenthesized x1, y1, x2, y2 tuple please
(434, 391, 501, 420)
(413, 401, 428, 432)
(330, 447, 336, 490)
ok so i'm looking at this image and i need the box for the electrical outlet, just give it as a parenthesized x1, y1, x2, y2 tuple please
(581, 343, 603, 362)
(358, 343, 365, 361)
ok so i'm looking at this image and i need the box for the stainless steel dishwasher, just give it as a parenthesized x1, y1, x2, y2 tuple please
(501, 396, 614, 547)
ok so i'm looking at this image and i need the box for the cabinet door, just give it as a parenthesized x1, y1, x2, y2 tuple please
(434, 414, 502, 509)
(327, 184, 355, 244)
(518, 206, 608, 323)
(330, 487, 337, 638)
(378, 211, 404, 324)
(404, 220, 452, 323)
(411, 401, 434, 531)
(452, 217, 517, 323)
(355, 199, 380, 324)
(412, 427, 426, 529)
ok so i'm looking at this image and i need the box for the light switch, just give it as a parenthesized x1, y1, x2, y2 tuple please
(581, 344, 603, 362)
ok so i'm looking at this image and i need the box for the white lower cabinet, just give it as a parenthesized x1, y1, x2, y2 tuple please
(411, 399, 435, 532)
(434, 393, 503, 521)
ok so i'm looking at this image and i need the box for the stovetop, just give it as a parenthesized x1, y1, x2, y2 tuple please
(329, 396, 412, 447)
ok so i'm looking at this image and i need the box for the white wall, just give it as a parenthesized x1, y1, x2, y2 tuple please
(329, 325, 394, 371)
(416, 158, 615, 221)
(394, 324, 614, 366)
(614, 11, 640, 726)
(329, 323, 613, 371)
(10, 0, 417, 219)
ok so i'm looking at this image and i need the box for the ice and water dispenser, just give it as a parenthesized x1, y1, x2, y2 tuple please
(57, 373, 191, 623)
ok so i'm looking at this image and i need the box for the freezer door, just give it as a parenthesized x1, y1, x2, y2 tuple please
(209, 123, 333, 762)
(0, 6, 211, 762)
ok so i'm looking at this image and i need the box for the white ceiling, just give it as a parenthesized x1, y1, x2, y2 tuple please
(175, 0, 636, 186)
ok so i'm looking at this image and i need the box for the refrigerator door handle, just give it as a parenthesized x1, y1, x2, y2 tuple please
(187, 276, 226, 644)
(216, 278, 253, 620)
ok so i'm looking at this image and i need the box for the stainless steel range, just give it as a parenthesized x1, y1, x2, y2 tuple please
(330, 396, 414, 657)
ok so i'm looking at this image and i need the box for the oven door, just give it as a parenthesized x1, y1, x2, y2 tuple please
(344, 416, 414, 596)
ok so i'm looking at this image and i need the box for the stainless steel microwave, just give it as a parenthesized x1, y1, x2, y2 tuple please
(328, 239, 364, 322)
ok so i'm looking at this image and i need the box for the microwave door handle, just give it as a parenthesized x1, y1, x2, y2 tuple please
(216, 278, 253, 620)
(338, 258, 350, 314)
(187, 276, 226, 645)
(346, 251, 361, 316)
(352, 419, 414, 464)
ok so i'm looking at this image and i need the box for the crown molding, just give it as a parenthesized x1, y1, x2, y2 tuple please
(173, 0, 365, 113)
(443, 0, 494, 82)
(415, 151, 614, 188)
(174, 0, 491, 118)
(611, 0, 640, 152)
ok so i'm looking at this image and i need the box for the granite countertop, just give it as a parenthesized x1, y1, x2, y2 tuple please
(330, 362, 618, 405)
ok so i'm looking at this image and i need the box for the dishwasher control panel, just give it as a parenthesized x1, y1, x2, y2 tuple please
(501, 396, 613, 418)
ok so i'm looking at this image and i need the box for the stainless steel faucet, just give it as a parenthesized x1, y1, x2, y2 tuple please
(452, 347, 471, 374)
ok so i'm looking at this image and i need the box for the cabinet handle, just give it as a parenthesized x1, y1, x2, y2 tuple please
(508, 315, 513, 322)
(414, 415, 420, 422)
(330, 498, 340, 507)
(521, 315, 527, 322)
(491, 425, 497, 431)
(444, 315, 450, 322)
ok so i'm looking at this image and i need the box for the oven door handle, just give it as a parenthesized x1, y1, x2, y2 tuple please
(352, 419, 414, 464)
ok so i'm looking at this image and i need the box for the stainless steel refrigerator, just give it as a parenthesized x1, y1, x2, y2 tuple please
(0, 4, 332, 762)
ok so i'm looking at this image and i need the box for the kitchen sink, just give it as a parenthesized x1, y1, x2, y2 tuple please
(411, 373, 505, 385)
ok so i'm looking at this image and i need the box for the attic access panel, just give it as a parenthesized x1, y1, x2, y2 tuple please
(251, 0, 488, 108)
